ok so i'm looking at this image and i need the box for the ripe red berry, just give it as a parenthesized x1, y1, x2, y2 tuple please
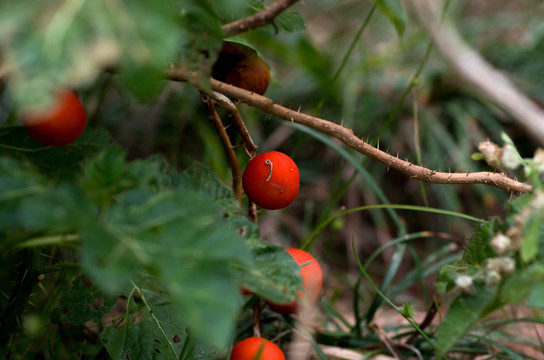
(266, 248, 323, 315)
(230, 337, 285, 360)
(23, 89, 87, 147)
(242, 151, 299, 210)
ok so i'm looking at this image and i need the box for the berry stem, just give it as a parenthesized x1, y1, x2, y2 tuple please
(202, 94, 244, 204)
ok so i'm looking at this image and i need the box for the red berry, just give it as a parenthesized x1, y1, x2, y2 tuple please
(242, 151, 299, 210)
(23, 89, 87, 147)
(230, 337, 285, 360)
(266, 248, 323, 315)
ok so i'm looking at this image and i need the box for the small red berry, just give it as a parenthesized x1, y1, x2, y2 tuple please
(242, 151, 299, 210)
(23, 89, 87, 147)
(266, 248, 323, 315)
(230, 337, 285, 360)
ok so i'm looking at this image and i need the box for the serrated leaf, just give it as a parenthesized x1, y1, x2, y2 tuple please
(80, 188, 251, 349)
(101, 283, 219, 360)
(436, 283, 498, 356)
(459, 220, 503, 266)
(80, 148, 159, 204)
(231, 245, 302, 304)
(59, 276, 117, 324)
(172, 162, 237, 206)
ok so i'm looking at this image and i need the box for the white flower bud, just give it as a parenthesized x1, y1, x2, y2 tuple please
(531, 190, 544, 211)
(455, 275, 473, 292)
(486, 257, 516, 276)
(485, 270, 501, 285)
(490, 233, 511, 255)
(501, 144, 521, 170)
(533, 149, 544, 174)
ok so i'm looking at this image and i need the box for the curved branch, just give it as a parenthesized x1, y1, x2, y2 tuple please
(168, 69, 532, 194)
(406, 0, 544, 146)
(221, 0, 301, 38)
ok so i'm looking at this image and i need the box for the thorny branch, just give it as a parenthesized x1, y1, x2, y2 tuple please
(170, 69, 532, 195)
(202, 94, 244, 204)
(207, 91, 258, 158)
(221, 0, 301, 38)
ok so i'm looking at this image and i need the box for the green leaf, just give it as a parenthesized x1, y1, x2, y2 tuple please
(59, 276, 118, 324)
(527, 283, 544, 308)
(79, 148, 159, 204)
(0, 127, 116, 181)
(520, 215, 541, 263)
(243, 0, 305, 33)
(459, 220, 503, 266)
(178, 1, 224, 90)
(501, 263, 544, 304)
(18, 184, 95, 233)
(401, 303, 415, 318)
(372, 0, 407, 36)
(101, 282, 219, 360)
(436, 283, 498, 356)
(80, 188, 252, 349)
(231, 245, 302, 304)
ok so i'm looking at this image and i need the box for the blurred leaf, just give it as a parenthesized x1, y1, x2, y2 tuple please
(0, 0, 219, 106)
(0, 157, 44, 229)
(231, 245, 302, 304)
(0, 127, 116, 181)
(18, 184, 95, 233)
(436, 283, 498, 356)
(521, 216, 541, 263)
(80, 187, 251, 349)
(372, 0, 407, 36)
(527, 283, 544, 309)
(179, 1, 224, 91)
(244, 0, 305, 33)
(500, 263, 544, 305)
(80, 148, 159, 204)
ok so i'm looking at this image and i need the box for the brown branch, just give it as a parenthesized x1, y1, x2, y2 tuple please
(406, 0, 544, 146)
(208, 91, 258, 158)
(221, 0, 301, 38)
(202, 94, 244, 203)
(170, 69, 532, 194)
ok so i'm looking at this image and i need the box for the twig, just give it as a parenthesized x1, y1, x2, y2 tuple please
(208, 91, 258, 157)
(252, 300, 262, 338)
(221, 0, 301, 38)
(406, 0, 544, 146)
(168, 69, 532, 194)
(405, 301, 439, 344)
(370, 323, 405, 360)
(201, 94, 243, 204)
